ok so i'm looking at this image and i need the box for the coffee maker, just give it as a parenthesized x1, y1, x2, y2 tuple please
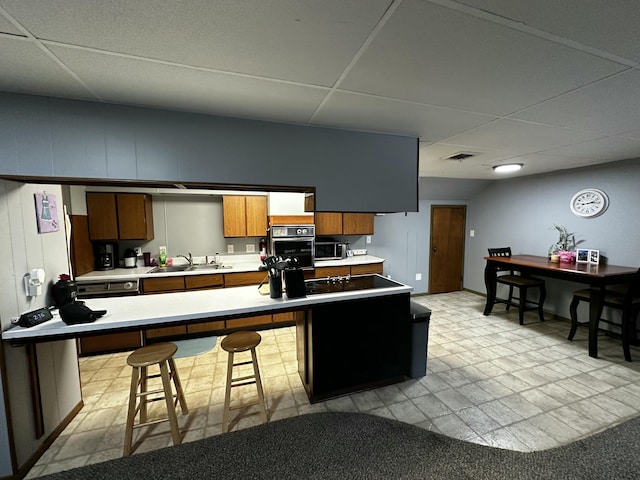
(94, 243, 116, 270)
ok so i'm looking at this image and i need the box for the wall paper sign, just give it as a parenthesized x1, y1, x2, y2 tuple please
(35, 192, 60, 233)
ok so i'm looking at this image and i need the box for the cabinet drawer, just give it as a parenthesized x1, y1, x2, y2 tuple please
(226, 314, 272, 329)
(78, 331, 142, 355)
(314, 266, 351, 278)
(142, 276, 185, 294)
(224, 271, 267, 287)
(145, 325, 187, 339)
(273, 311, 302, 323)
(187, 320, 225, 334)
(185, 274, 224, 290)
(351, 263, 383, 275)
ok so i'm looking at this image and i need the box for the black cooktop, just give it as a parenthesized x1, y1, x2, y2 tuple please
(305, 274, 401, 295)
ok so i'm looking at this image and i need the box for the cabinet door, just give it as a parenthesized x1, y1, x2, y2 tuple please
(343, 213, 374, 235)
(314, 266, 351, 277)
(142, 276, 186, 294)
(351, 263, 383, 275)
(185, 274, 224, 290)
(87, 193, 119, 240)
(117, 193, 154, 240)
(315, 212, 343, 235)
(245, 196, 267, 237)
(223, 195, 247, 237)
(226, 314, 272, 329)
(224, 271, 267, 287)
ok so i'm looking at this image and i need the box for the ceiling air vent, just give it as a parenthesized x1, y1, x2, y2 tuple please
(442, 152, 477, 161)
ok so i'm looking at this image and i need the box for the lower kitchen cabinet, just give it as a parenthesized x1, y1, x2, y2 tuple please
(226, 314, 272, 329)
(187, 320, 225, 334)
(77, 331, 143, 355)
(314, 266, 351, 278)
(142, 276, 186, 294)
(146, 325, 187, 340)
(351, 262, 383, 275)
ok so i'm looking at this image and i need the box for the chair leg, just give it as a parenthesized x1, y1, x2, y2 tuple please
(568, 295, 581, 340)
(518, 287, 527, 325)
(506, 285, 514, 311)
(621, 308, 638, 362)
(537, 284, 546, 322)
(222, 351, 234, 434)
(123, 366, 139, 457)
(159, 360, 182, 446)
(250, 347, 268, 424)
(168, 357, 188, 414)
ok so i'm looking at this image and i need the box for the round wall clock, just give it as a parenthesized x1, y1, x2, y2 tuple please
(570, 188, 609, 218)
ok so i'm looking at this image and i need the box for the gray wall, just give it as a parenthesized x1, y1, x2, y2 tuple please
(0, 92, 418, 213)
(464, 158, 640, 318)
(0, 181, 81, 475)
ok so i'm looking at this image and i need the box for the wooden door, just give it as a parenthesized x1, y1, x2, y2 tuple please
(343, 213, 374, 235)
(86, 192, 118, 240)
(429, 205, 466, 294)
(245, 196, 268, 237)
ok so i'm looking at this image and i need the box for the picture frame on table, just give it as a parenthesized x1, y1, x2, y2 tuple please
(576, 249, 589, 263)
(589, 249, 600, 265)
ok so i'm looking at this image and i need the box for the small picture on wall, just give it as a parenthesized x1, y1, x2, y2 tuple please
(34, 193, 60, 233)
(576, 249, 589, 263)
(589, 249, 600, 265)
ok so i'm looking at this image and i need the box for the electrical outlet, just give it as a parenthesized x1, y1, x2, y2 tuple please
(366, 235, 372, 244)
(227, 244, 234, 254)
(246, 244, 255, 253)
(470, 229, 475, 237)
(415, 273, 422, 281)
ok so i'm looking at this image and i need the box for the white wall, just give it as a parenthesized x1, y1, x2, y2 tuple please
(0, 181, 81, 474)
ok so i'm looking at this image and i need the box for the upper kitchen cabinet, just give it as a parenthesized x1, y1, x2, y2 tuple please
(223, 195, 267, 237)
(315, 212, 374, 236)
(87, 193, 154, 241)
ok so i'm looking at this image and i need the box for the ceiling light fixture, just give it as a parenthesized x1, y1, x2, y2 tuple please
(493, 163, 523, 174)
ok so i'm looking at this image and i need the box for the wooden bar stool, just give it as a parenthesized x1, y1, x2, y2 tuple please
(221, 331, 268, 433)
(123, 342, 188, 456)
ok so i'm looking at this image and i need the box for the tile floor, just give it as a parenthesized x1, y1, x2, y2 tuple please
(27, 291, 640, 478)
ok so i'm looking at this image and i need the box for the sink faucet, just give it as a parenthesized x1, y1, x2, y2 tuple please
(177, 253, 193, 266)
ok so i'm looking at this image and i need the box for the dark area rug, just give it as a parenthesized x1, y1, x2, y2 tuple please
(38, 411, 640, 479)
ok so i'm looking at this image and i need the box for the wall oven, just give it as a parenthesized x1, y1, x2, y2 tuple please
(270, 225, 315, 269)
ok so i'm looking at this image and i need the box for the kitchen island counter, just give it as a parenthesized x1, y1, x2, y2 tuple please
(3, 274, 409, 343)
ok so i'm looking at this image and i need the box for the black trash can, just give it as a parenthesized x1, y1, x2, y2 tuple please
(409, 301, 431, 378)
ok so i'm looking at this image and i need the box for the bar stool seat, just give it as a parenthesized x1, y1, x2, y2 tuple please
(221, 331, 268, 433)
(123, 342, 188, 456)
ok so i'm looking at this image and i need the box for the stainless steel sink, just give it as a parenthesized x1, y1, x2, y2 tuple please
(188, 264, 232, 271)
(148, 265, 191, 273)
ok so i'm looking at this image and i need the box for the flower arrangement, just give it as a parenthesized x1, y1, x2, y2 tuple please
(549, 224, 582, 262)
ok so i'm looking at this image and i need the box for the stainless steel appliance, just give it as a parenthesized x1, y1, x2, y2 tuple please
(76, 279, 140, 298)
(315, 240, 348, 261)
(94, 243, 116, 270)
(270, 224, 315, 269)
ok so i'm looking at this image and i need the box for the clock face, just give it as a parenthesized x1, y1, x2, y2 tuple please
(570, 189, 609, 218)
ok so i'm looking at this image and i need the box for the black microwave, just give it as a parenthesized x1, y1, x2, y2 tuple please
(315, 242, 348, 261)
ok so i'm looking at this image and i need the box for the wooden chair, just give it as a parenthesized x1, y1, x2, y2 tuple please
(487, 247, 546, 325)
(568, 268, 640, 361)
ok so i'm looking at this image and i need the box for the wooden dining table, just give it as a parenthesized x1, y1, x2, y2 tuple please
(483, 254, 638, 358)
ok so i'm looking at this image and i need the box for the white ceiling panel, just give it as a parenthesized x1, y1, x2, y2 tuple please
(311, 91, 497, 139)
(538, 135, 640, 161)
(1, 0, 391, 86)
(0, 36, 94, 99)
(340, 0, 626, 116)
(512, 69, 640, 136)
(49, 45, 329, 123)
(446, 119, 600, 154)
(1, 1, 640, 180)
(456, 0, 640, 63)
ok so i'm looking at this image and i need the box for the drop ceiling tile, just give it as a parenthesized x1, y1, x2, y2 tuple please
(536, 135, 640, 161)
(512, 69, 640, 136)
(418, 142, 517, 178)
(312, 91, 497, 140)
(48, 45, 329, 123)
(456, 0, 640, 63)
(445, 118, 599, 154)
(340, 0, 626, 116)
(1, 0, 391, 86)
(0, 12, 21, 34)
(0, 36, 95, 99)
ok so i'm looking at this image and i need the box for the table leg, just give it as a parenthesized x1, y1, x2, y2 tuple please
(588, 287, 604, 358)
(483, 262, 497, 315)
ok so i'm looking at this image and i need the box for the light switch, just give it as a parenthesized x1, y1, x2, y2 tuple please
(227, 245, 234, 253)
(246, 244, 255, 253)
(415, 273, 422, 281)
(470, 229, 475, 237)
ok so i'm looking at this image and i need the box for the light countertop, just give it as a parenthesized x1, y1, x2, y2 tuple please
(2, 274, 410, 342)
(75, 255, 385, 283)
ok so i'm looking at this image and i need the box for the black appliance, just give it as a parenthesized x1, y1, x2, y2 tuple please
(94, 243, 117, 270)
(123, 248, 137, 268)
(270, 225, 315, 269)
(305, 274, 400, 295)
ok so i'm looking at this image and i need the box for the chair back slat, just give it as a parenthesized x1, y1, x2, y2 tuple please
(488, 247, 514, 273)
